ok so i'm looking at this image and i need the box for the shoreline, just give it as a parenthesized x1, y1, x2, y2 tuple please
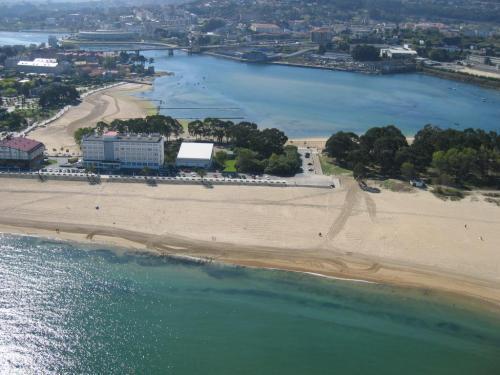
(200, 50, 500, 90)
(1, 223, 499, 313)
(421, 67, 500, 91)
(0, 179, 500, 310)
(29, 82, 154, 156)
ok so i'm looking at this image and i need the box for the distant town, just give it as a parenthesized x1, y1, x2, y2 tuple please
(0, 0, 499, 195)
(0, 0, 499, 81)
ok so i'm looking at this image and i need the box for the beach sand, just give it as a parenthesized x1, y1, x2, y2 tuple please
(29, 83, 153, 156)
(1, 177, 499, 307)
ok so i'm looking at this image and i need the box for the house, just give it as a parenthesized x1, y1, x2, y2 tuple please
(0, 136, 45, 169)
(175, 142, 214, 168)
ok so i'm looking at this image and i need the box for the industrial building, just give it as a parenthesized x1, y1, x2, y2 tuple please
(81, 132, 164, 170)
(175, 142, 214, 168)
(0, 137, 45, 169)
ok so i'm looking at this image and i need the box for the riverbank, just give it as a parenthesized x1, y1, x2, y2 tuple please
(29, 82, 154, 156)
(1, 177, 499, 309)
(422, 67, 500, 90)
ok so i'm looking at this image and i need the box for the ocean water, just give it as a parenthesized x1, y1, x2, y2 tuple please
(0, 234, 499, 374)
(142, 50, 500, 137)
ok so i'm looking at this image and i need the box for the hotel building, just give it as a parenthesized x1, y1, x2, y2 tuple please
(82, 132, 164, 170)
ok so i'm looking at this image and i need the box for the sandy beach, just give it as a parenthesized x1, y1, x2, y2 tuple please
(1, 177, 499, 307)
(29, 83, 153, 156)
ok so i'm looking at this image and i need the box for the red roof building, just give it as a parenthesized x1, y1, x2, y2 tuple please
(0, 137, 46, 168)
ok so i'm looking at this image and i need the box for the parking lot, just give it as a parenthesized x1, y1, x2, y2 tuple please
(6, 146, 340, 188)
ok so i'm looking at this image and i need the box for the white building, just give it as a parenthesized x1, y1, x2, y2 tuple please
(82, 132, 164, 170)
(16, 58, 69, 74)
(175, 142, 214, 168)
(380, 47, 417, 59)
(250, 23, 282, 34)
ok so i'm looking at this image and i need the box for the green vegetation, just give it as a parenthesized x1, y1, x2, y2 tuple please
(380, 179, 413, 192)
(432, 186, 466, 201)
(223, 159, 237, 172)
(187, 118, 297, 175)
(39, 83, 80, 109)
(264, 145, 302, 176)
(319, 155, 352, 176)
(164, 139, 183, 164)
(200, 18, 226, 32)
(94, 115, 183, 140)
(0, 109, 27, 132)
(325, 125, 500, 188)
(73, 127, 95, 144)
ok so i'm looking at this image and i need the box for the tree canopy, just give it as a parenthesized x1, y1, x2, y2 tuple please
(325, 124, 500, 186)
(39, 83, 80, 109)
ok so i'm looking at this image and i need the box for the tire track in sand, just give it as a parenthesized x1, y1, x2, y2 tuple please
(325, 180, 360, 240)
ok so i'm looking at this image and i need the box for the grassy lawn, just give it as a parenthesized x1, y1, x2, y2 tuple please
(319, 155, 352, 176)
(223, 159, 237, 172)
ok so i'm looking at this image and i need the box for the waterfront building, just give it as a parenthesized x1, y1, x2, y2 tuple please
(16, 58, 69, 75)
(0, 137, 45, 169)
(175, 142, 214, 169)
(311, 28, 333, 45)
(77, 31, 138, 41)
(380, 47, 417, 59)
(250, 23, 282, 34)
(468, 54, 500, 68)
(82, 132, 164, 170)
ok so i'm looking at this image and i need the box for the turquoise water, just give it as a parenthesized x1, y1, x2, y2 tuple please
(1, 234, 499, 374)
(142, 50, 500, 137)
(0, 31, 66, 46)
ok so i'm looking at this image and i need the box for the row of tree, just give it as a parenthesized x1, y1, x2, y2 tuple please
(189, 118, 299, 175)
(188, 118, 288, 159)
(325, 125, 500, 186)
(95, 115, 183, 141)
(38, 83, 80, 109)
(0, 108, 27, 132)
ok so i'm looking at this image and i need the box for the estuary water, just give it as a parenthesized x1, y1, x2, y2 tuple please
(142, 50, 500, 137)
(1, 234, 499, 374)
(0, 31, 66, 46)
(1, 31, 499, 137)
